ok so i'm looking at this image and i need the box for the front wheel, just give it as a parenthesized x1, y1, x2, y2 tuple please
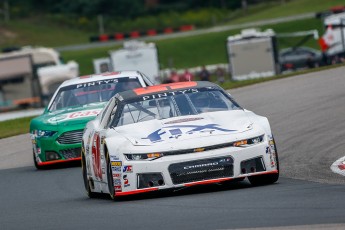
(248, 140, 279, 186)
(106, 151, 116, 200)
(82, 150, 97, 198)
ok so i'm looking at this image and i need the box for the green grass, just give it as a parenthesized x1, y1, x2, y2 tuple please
(0, 18, 92, 48)
(0, 116, 35, 139)
(61, 17, 324, 75)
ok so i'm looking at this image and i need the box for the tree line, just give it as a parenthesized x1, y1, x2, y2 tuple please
(9, 0, 287, 19)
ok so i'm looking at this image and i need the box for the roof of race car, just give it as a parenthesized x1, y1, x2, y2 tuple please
(116, 81, 221, 102)
(58, 71, 143, 88)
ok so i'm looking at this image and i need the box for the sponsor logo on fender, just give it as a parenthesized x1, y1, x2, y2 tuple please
(114, 185, 122, 192)
(113, 179, 121, 186)
(111, 161, 122, 166)
(112, 166, 121, 172)
(123, 165, 133, 173)
(48, 109, 101, 123)
(123, 175, 130, 187)
(110, 156, 119, 161)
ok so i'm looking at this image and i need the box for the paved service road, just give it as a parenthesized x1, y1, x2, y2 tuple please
(1, 67, 345, 229)
(55, 13, 314, 52)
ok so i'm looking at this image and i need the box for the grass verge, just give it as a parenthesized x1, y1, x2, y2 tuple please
(0, 116, 35, 139)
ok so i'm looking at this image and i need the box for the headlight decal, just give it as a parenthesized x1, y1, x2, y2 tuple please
(33, 130, 57, 138)
(124, 135, 265, 161)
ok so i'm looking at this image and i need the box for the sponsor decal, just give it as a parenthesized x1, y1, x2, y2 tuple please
(141, 88, 199, 101)
(113, 179, 121, 186)
(111, 161, 122, 167)
(123, 165, 133, 173)
(164, 117, 204, 124)
(92, 132, 102, 180)
(169, 156, 234, 180)
(112, 166, 122, 172)
(266, 146, 271, 154)
(143, 124, 236, 143)
(110, 156, 119, 161)
(133, 82, 197, 96)
(87, 132, 92, 147)
(219, 157, 232, 163)
(76, 79, 119, 89)
(114, 185, 122, 192)
(101, 136, 106, 145)
(266, 136, 277, 168)
(123, 175, 130, 187)
(48, 109, 101, 123)
(113, 173, 121, 178)
(101, 72, 120, 76)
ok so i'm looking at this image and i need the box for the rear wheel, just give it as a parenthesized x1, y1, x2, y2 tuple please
(248, 140, 279, 186)
(81, 149, 97, 198)
(106, 151, 116, 200)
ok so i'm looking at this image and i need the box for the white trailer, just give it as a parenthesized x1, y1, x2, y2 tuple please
(0, 47, 79, 109)
(322, 12, 345, 57)
(227, 28, 279, 81)
(109, 41, 160, 84)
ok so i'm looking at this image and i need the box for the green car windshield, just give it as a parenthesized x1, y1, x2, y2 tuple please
(48, 77, 141, 112)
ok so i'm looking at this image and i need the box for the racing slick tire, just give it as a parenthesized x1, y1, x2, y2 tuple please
(81, 149, 97, 198)
(106, 150, 116, 200)
(248, 141, 279, 186)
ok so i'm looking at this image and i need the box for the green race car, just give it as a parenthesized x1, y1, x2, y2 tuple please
(30, 71, 152, 169)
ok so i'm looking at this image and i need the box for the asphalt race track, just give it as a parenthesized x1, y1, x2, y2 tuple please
(1, 67, 345, 229)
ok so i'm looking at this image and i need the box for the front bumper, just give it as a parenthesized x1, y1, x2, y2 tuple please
(31, 131, 82, 166)
(111, 139, 278, 196)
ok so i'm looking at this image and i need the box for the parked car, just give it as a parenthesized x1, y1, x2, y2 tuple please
(30, 71, 152, 169)
(279, 46, 323, 72)
(82, 81, 279, 199)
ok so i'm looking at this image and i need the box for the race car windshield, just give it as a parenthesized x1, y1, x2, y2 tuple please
(48, 77, 141, 112)
(114, 88, 241, 127)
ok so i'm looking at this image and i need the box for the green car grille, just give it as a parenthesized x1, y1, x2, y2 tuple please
(57, 130, 84, 144)
(60, 148, 82, 159)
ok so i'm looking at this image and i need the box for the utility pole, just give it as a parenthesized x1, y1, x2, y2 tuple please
(0, 1, 10, 23)
(241, 0, 248, 14)
(98, 14, 104, 35)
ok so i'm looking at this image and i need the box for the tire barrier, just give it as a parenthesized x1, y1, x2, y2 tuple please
(89, 25, 194, 42)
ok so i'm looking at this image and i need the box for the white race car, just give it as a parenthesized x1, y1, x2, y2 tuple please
(82, 81, 279, 199)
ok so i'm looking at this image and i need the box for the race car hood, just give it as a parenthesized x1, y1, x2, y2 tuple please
(30, 103, 105, 132)
(115, 110, 256, 146)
